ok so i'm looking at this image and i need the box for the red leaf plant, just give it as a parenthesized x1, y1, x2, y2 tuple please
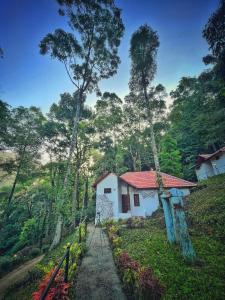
(32, 268, 70, 300)
(117, 251, 140, 272)
(138, 267, 165, 300)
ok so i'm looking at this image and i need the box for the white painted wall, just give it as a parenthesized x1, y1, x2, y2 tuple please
(119, 181, 159, 217)
(96, 174, 191, 221)
(196, 153, 225, 181)
(211, 153, 225, 175)
(196, 161, 214, 180)
(95, 173, 119, 221)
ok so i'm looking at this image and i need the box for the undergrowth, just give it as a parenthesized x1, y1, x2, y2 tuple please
(120, 174, 225, 299)
(4, 229, 82, 300)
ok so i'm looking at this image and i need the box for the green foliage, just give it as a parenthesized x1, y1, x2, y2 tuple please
(169, 73, 225, 180)
(19, 218, 39, 245)
(159, 133, 183, 178)
(202, 0, 225, 79)
(187, 174, 225, 240)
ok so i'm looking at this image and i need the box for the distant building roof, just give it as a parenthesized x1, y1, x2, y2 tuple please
(93, 171, 196, 189)
(196, 146, 225, 167)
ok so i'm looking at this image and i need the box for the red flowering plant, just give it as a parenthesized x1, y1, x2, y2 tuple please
(32, 268, 70, 300)
(138, 267, 165, 300)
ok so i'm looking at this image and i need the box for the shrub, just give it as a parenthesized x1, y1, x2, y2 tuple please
(112, 236, 122, 249)
(117, 251, 140, 272)
(127, 217, 145, 229)
(29, 247, 41, 258)
(0, 255, 13, 275)
(9, 239, 27, 254)
(20, 218, 39, 245)
(32, 268, 70, 300)
(42, 244, 50, 253)
(17, 246, 33, 258)
(138, 267, 165, 300)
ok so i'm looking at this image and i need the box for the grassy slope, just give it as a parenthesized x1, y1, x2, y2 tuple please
(120, 174, 225, 300)
(4, 230, 78, 300)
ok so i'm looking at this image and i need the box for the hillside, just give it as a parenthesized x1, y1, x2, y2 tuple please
(119, 174, 225, 299)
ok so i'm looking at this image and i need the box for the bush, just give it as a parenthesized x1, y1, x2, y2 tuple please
(20, 218, 39, 245)
(9, 239, 27, 254)
(29, 247, 41, 258)
(0, 255, 13, 275)
(32, 268, 70, 300)
(127, 217, 145, 229)
(41, 244, 50, 253)
(138, 267, 165, 300)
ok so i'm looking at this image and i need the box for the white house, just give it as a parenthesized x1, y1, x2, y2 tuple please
(93, 171, 196, 222)
(195, 147, 225, 181)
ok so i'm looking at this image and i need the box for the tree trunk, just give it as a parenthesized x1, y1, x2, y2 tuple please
(149, 125, 163, 193)
(72, 169, 80, 226)
(83, 177, 88, 209)
(7, 161, 22, 206)
(143, 84, 164, 194)
(50, 91, 82, 249)
(49, 213, 63, 250)
(64, 92, 82, 187)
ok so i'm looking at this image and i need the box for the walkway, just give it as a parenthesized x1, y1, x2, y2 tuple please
(0, 254, 44, 299)
(75, 225, 126, 300)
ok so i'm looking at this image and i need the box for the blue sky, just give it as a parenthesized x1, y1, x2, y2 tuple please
(0, 0, 219, 111)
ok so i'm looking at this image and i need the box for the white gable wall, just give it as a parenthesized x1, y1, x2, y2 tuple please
(211, 153, 225, 175)
(96, 173, 119, 221)
(196, 161, 215, 180)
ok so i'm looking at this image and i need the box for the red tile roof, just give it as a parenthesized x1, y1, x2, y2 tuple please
(120, 171, 196, 189)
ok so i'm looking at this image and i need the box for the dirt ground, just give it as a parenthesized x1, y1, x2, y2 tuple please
(0, 254, 44, 299)
(74, 225, 126, 300)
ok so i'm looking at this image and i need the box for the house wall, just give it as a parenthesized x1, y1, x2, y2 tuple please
(95, 175, 192, 221)
(119, 181, 159, 217)
(211, 153, 225, 175)
(196, 161, 215, 181)
(95, 173, 119, 221)
(119, 181, 191, 218)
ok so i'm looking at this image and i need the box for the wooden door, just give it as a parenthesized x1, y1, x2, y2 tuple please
(122, 194, 130, 213)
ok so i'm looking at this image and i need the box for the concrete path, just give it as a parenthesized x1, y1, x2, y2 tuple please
(0, 254, 44, 299)
(75, 225, 126, 300)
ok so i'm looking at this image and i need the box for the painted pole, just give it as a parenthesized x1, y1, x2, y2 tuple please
(170, 188, 196, 261)
(161, 192, 176, 243)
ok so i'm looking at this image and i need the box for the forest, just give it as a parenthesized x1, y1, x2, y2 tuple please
(0, 0, 225, 280)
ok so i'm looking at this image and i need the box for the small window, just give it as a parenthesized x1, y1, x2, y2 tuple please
(134, 194, 140, 206)
(104, 188, 111, 194)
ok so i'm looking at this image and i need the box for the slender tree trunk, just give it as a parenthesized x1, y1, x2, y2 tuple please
(50, 213, 63, 250)
(64, 92, 82, 187)
(143, 84, 164, 194)
(8, 161, 22, 206)
(50, 91, 82, 249)
(149, 125, 163, 193)
(72, 169, 80, 226)
(83, 177, 88, 209)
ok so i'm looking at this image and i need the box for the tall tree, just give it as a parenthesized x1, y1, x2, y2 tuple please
(203, 0, 225, 79)
(40, 0, 124, 248)
(129, 24, 166, 192)
(2, 106, 44, 208)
